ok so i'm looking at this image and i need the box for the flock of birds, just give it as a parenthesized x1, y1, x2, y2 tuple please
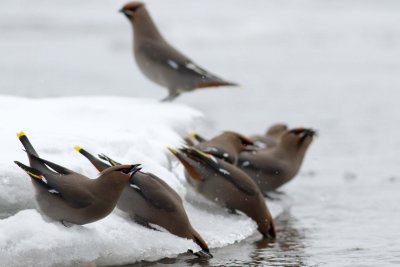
(12, 0, 317, 261)
(14, 124, 315, 258)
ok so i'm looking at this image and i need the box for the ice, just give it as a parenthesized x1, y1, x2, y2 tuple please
(0, 96, 282, 267)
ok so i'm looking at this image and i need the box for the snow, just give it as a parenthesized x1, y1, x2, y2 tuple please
(0, 96, 281, 267)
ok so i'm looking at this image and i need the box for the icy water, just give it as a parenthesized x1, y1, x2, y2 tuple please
(117, 207, 310, 267)
(1, 0, 400, 266)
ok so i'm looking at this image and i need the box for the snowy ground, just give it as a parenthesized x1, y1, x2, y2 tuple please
(1, 0, 400, 266)
(0, 96, 283, 267)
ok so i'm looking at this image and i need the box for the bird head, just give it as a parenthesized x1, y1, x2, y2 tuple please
(279, 128, 316, 156)
(223, 131, 254, 150)
(119, 2, 144, 18)
(266, 123, 288, 138)
(101, 164, 141, 177)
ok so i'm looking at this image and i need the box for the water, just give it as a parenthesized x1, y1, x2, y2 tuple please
(121, 207, 310, 267)
(1, 0, 400, 266)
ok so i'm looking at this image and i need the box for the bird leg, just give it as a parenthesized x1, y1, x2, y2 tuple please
(161, 91, 180, 102)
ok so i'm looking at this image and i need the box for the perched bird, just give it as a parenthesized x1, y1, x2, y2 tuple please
(191, 131, 254, 165)
(239, 128, 315, 193)
(14, 132, 139, 226)
(120, 2, 237, 101)
(168, 146, 276, 239)
(75, 146, 211, 257)
(250, 123, 288, 149)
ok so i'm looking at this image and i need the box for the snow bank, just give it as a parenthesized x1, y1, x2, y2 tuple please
(0, 96, 281, 267)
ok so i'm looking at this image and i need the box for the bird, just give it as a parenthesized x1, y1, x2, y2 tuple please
(168, 146, 276, 239)
(238, 128, 316, 194)
(14, 132, 140, 226)
(250, 123, 288, 149)
(75, 146, 212, 258)
(190, 131, 254, 165)
(119, 1, 237, 101)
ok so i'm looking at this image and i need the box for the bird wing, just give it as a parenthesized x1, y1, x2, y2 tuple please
(138, 41, 223, 82)
(29, 154, 74, 175)
(43, 173, 96, 209)
(183, 147, 257, 196)
(216, 161, 258, 196)
(197, 144, 235, 164)
(129, 172, 178, 212)
(15, 161, 95, 208)
(146, 172, 183, 203)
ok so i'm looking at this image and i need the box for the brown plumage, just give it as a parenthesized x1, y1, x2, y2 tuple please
(168, 146, 276, 239)
(251, 123, 288, 149)
(75, 147, 211, 257)
(120, 2, 237, 101)
(193, 131, 254, 165)
(14, 132, 139, 226)
(239, 128, 315, 193)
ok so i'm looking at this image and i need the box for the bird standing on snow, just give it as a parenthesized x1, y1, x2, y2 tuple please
(250, 123, 288, 149)
(120, 2, 237, 101)
(168, 146, 276, 239)
(14, 132, 140, 226)
(191, 131, 254, 165)
(75, 146, 212, 257)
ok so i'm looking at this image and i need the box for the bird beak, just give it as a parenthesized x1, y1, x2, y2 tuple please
(189, 249, 214, 258)
(119, 8, 134, 16)
(305, 128, 317, 137)
(121, 164, 141, 174)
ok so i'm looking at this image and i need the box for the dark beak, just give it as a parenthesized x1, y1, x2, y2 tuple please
(188, 249, 213, 258)
(119, 8, 134, 17)
(304, 128, 317, 137)
(121, 164, 141, 174)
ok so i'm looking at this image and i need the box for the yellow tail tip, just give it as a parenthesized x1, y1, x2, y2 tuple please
(167, 147, 178, 155)
(74, 145, 82, 152)
(190, 132, 198, 139)
(17, 131, 26, 138)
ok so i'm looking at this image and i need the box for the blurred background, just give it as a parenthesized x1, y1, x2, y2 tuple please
(1, 0, 400, 132)
(1, 0, 400, 265)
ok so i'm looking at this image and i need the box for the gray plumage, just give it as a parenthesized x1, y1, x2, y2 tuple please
(250, 123, 288, 149)
(120, 2, 237, 101)
(15, 133, 138, 225)
(169, 146, 276, 239)
(239, 128, 315, 193)
(76, 148, 211, 256)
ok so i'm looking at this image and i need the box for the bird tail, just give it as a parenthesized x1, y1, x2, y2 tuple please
(16, 131, 52, 173)
(14, 160, 42, 180)
(98, 153, 121, 166)
(190, 132, 207, 143)
(74, 146, 111, 172)
(195, 80, 238, 89)
(17, 132, 39, 157)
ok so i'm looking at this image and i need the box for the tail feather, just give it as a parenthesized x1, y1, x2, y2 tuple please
(14, 161, 61, 196)
(14, 161, 42, 179)
(195, 80, 238, 89)
(191, 132, 207, 143)
(98, 154, 121, 166)
(16, 132, 51, 173)
(74, 146, 110, 172)
(17, 132, 39, 157)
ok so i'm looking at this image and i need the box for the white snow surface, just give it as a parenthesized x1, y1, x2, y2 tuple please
(0, 96, 280, 267)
